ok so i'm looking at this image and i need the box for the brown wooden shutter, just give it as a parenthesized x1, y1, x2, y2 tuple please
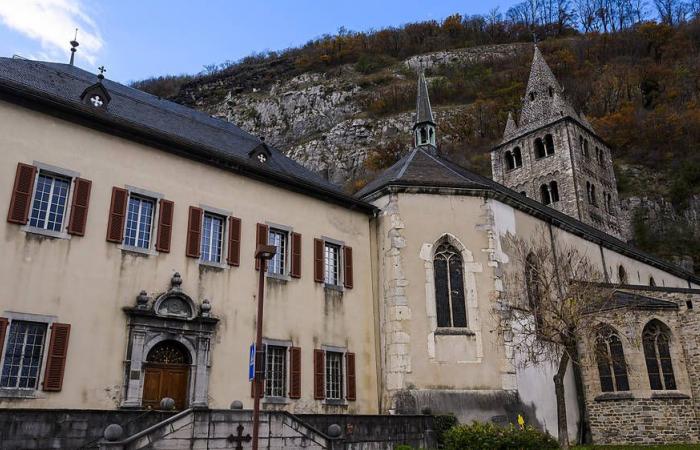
(67, 178, 91, 236)
(313, 239, 324, 283)
(186, 206, 203, 258)
(289, 346, 302, 399)
(155, 199, 174, 252)
(7, 163, 36, 224)
(343, 246, 354, 289)
(0, 318, 8, 361)
(290, 232, 302, 278)
(227, 217, 242, 266)
(255, 223, 269, 270)
(313, 349, 325, 400)
(106, 187, 128, 243)
(43, 323, 70, 392)
(346, 352, 356, 401)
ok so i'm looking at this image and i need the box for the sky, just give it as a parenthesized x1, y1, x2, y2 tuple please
(0, 0, 521, 83)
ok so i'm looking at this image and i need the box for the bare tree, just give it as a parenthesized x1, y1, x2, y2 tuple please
(495, 227, 614, 449)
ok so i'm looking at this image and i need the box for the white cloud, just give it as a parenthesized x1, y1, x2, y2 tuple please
(0, 0, 103, 65)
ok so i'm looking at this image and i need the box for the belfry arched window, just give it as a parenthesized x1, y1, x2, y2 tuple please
(540, 182, 559, 205)
(549, 181, 559, 202)
(513, 147, 523, 167)
(505, 151, 515, 171)
(534, 138, 546, 159)
(643, 320, 676, 390)
(544, 134, 555, 155)
(434, 242, 467, 328)
(595, 326, 629, 392)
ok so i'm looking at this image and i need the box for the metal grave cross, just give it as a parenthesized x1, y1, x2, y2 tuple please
(227, 424, 252, 450)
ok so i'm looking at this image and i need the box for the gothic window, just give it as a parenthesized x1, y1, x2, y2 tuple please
(434, 242, 467, 328)
(525, 253, 543, 331)
(544, 134, 555, 155)
(147, 341, 190, 365)
(505, 151, 515, 171)
(549, 181, 559, 202)
(643, 320, 676, 390)
(534, 138, 546, 159)
(618, 265, 628, 284)
(649, 276, 657, 287)
(595, 326, 629, 392)
(513, 147, 523, 167)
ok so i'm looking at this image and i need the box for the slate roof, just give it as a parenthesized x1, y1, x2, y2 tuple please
(603, 291, 679, 311)
(0, 57, 373, 212)
(414, 71, 434, 126)
(356, 146, 700, 285)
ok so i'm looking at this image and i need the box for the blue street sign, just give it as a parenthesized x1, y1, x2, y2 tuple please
(249, 343, 255, 382)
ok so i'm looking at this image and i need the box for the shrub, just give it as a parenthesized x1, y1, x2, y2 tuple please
(443, 421, 559, 450)
(433, 414, 459, 448)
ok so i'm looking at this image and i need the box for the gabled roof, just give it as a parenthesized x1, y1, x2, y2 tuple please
(0, 57, 374, 212)
(604, 290, 680, 311)
(414, 71, 435, 126)
(357, 147, 699, 285)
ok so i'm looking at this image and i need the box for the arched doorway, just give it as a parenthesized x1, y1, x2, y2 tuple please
(142, 340, 191, 410)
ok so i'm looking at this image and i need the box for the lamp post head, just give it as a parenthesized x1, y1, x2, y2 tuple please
(255, 244, 277, 260)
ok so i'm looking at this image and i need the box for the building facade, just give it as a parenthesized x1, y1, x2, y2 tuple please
(0, 48, 699, 446)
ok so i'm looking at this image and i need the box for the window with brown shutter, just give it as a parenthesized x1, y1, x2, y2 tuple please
(67, 178, 92, 236)
(106, 187, 128, 243)
(7, 163, 37, 224)
(227, 217, 242, 266)
(313, 349, 325, 399)
(255, 223, 269, 270)
(313, 239, 324, 283)
(0, 318, 7, 360)
(155, 199, 174, 252)
(289, 346, 301, 399)
(43, 323, 70, 392)
(290, 232, 302, 278)
(346, 352, 356, 401)
(186, 206, 203, 258)
(343, 246, 354, 289)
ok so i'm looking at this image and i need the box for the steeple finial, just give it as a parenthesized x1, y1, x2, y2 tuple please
(97, 66, 107, 81)
(413, 70, 437, 148)
(69, 29, 79, 66)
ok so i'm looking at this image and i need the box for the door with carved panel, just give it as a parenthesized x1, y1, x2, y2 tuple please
(142, 341, 190, 410)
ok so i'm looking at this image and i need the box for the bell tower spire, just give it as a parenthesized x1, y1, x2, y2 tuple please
(413, 70, 436, 148)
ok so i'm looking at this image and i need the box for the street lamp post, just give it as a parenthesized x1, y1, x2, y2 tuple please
(252, 244, 276, 450)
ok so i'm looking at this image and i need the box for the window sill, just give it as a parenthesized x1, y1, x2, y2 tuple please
(120, 245, 158, 257)
(198, 260, 229, 270)
(324, 283, 344, 292)
(263, 396, 290, 405)
(0, 388, 44, 399)
(322, 399, 348, 406)
(22, 226, 71, 240)
(435, 327, 475, 336)
(266, 272, 291, 283)
(594, 392, 634, 402)
(651, 391, 690, 400)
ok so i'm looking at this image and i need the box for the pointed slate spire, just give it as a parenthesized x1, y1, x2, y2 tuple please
(414, 70, 435, 127)
(525, 45, 562, 97)
(503, 112, 517, 138)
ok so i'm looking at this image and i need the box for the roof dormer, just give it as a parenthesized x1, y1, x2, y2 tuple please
(80, 81, 110, 110)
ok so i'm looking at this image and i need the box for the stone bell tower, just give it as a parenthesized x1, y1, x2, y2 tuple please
(491, 46, 623, 238)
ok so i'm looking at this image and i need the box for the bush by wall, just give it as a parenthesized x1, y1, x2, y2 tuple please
(443, 421, 559, 450)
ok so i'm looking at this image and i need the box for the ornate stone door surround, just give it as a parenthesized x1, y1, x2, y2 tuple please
(121, 273, 218, 409)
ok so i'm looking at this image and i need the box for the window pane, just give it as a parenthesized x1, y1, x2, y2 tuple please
(657, 335, 676, 390)
(201, 214, 223, 263)
(643, 335, 663, 390)
(434, 257, 451, 327)
(268, 230, 287, 276)
(29, 173, 70, 232)
(264, 346, 287, 397)
(0, 321, 47, 389)
(595, 340, 614, 392)
(124, 196, 155, 249)
(448, 256, 467, 327)
(324, 243, 340, 285)
(325, 351, 343, 400)
(609, 335, 629, 391)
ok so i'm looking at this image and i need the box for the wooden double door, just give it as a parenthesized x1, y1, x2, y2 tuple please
(142, 363, 189, 410)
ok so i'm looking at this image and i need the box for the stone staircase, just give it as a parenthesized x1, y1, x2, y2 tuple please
(98, 409, 331, 449)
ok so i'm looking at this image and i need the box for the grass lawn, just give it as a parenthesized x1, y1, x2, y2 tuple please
(574, 445, 700, 449)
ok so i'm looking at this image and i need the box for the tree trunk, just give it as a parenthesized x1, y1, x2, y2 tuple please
(553, 351, 570, 449)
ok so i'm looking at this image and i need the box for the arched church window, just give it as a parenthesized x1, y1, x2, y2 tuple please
(419, 128, 428, 144)
(649, 276, 657, 287)
(590, 184, 597, 206)
(525, 253, 544, 331)
(540, 184, 551, 205)
(505, 151, 515, 171)
(513, 147, 523, 167)
(595, 326, 629, 392)
(147, 341, 191, 365)
(583, 139, 590, 158)
(434, 242, 467, 328)
(534, 138, 546, 159)
(544, 134, 555, 155)
(618, 265, 628, 284)
(643, 320, 676, 390)
(549, 181, 559, 202)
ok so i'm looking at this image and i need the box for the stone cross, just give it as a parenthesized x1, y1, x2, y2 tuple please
(227, 424, 251, 450)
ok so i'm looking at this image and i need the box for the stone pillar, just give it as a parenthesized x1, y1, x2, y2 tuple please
(191, 336, 211, 407)
(121, 327, 146, 408)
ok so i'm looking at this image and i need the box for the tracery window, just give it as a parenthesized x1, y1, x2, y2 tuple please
(595, 326, 629, 392)
(434, 242, 467, 328)
(643, 320, 676, 390)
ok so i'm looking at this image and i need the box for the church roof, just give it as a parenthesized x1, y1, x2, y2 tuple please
(0, 57, 373, 212)
(414, 71, 435, 126)
(357, 147, 700, 285)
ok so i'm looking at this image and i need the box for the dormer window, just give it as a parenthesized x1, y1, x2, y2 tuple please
(80, 82, 111, 110)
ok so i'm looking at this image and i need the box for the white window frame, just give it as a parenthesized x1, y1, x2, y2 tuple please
(265, 223, 292, 281)
(23, 162, 80, 240)
(321, 345, 347, 404)
(262, 338, 291, 403)
(198, 204, 231, 269)
(0, 312, 56, 398)
(120, 186, 163, 256)
(322, 236, 344, 289)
